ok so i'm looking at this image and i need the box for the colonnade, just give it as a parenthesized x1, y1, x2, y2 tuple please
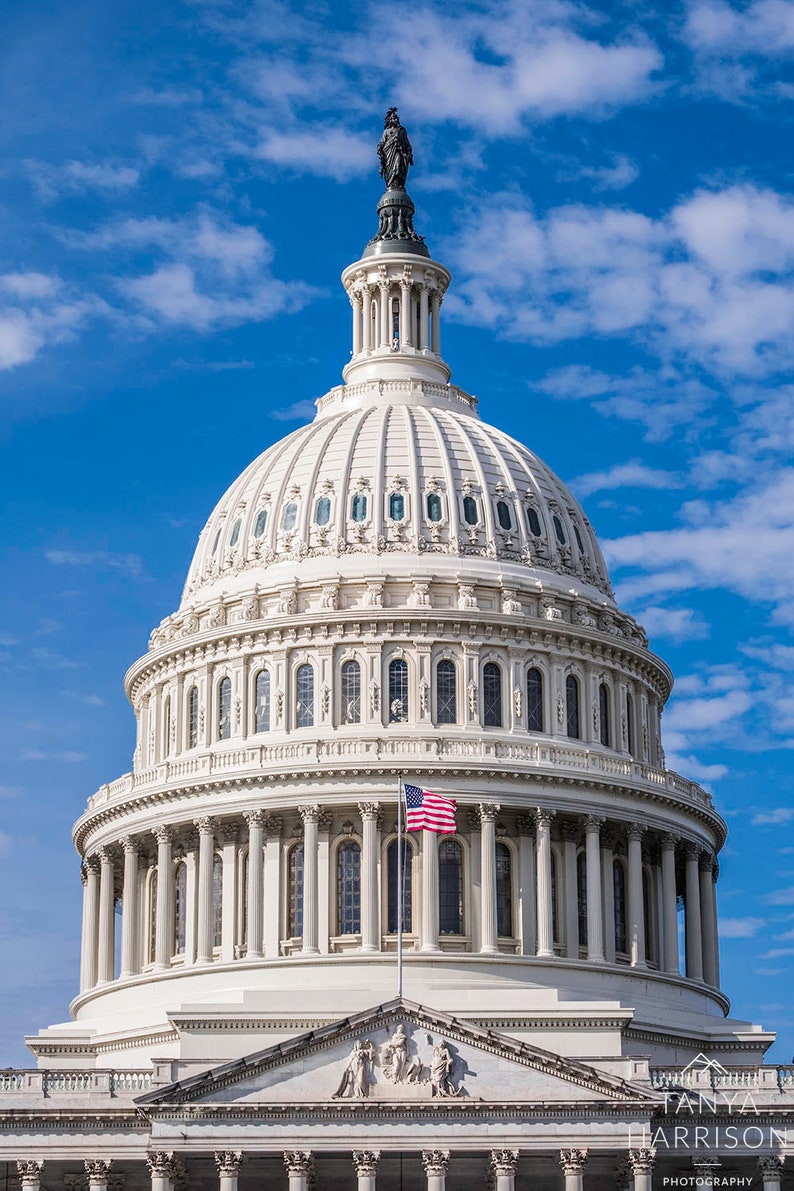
(347, 266, 444, 360)
(78, 805, 720, 996)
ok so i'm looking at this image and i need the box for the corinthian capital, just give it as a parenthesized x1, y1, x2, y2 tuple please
(489, 1150, 519, 1176)
(283, 1152, 312, 1178)
(421, 1152, 450, 1176)
(352, 1152, 380, 1177)
(559, 1150, 588, 1175)
(214, 1152, 243, 1177)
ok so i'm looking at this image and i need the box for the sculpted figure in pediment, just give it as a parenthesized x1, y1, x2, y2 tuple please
(430, 1040, 462, 1097)
(333, 1038, 376, 1099)
(381, 1023, 424, 1084)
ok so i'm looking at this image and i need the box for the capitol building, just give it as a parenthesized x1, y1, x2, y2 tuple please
(2, 114, 792, 1191)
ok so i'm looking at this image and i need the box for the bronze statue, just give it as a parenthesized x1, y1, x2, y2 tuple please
(377, 108, 413, 190)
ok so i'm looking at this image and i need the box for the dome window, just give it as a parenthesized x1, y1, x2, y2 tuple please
(483, 662, 503, 728)
(255, 670, 271, 733)
(426, 492, 443, 522)
(439, 839, 463, 935)
(389, 491, 405, 521)
(577, 851, 588, 947)
(614, 860, 627, 953)
(282, 502, 298, 532)
(553, 515, 567, 546)
(435, 659, 457, 725)
(174, 863, 187, 956)
(315, 496, 331, 527)
(212, 854, 223, 948)
(496, 500, 512, 531)
(351, 493, 368, 522)
(626, 691, 635, 756)
(388, 658, 409, 723)
(574, 524, 585, 554)
(526, 506, 542, 537)
(526, 667, 544, 733)
(599, 683, 610, 747)
(296, 664, 314, 728)
(565, 674, 580, 739)
(336, 840, 361, 935)
(288, 844, 304, 938)
(218, 677, 231, 741)
(387, 837, 413, 934)
(253, 509, 268, 538)
(187, 685, 199, 749)
(341, 660, 361, 725)
(229, 519, 241, 549)
(463, 495, 478, 525)
(496, 843, 513, 937)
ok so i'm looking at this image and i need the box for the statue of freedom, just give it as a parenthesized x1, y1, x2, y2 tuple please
(377, 108, 413, 190)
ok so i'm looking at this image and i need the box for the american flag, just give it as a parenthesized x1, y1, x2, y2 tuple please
(403, 783, 457, 834)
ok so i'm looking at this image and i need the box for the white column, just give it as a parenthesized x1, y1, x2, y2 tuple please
(362, 288, 372, 351)
(709, 860, 721, 987)
(559, 1149, 587, 1191)
(245, 811, 264, 959)
(120, 837, 140, 978)
(221, 822, 237, 963)
(431, 291, 441, 353)
(602, 830, 616, 964)
(195, 816, 216, 965)
(489, 1150, 518, 1191)
(351, 293, 362, 356)
(16, 1162, 43, 1191)
(153, 827, 174, 971)
(146, 1152, 175, 1191)
(97, 847, 116, 984)
(700, 853, 719, 986)
(352, 1150, 380, 1191)
(283, 1151, 312, 1191)
(263, 815, 283, 957)
(85, 1160, 111, 1191)
(80, 856, 100, 992)
(535, 808, 555, 957)
(758, 1156, 784, 1190)
(379, 283, 390, 347)
(184, 837, 197, 965)
(421, 829, 440, 953)
(359, 803, 380, 953)
(627, 824, 646, 968)
(517, 816, 536, 956)
(300, 805, 320, 955)
(422, 1150, 449, 1191)
(480, 803, 500, 955)
(585, 815, 605, 962)
(419, 284, 429, 350)
(628, 1149, 655, 1191)
(661, 833, 680, 974)
(685, 844, 704, 981)
(214, 1151, 243, 1191)
(562, 823, 579, 958)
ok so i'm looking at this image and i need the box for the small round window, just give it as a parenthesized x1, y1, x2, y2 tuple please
(426, 492, 442, 522)
(553, 515, 567, 546)
(351, 493, 368, 522)
(282, 502, 298, 532)
(463, 495, 478, 525)
(526, 506, 542, 537)
(389, 491, 405, 521)
(496, 500, 512, 530)
(229, 518, 241, 548)
(315, 496, 331, 526)
(254, 508, 268, 538)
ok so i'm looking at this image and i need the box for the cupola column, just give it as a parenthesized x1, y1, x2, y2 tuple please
(559, 1149, 588, 1191)
(351, 293, 362, 356)
(358, 803, 381, 953)
(299, 806, 320, 955)
(352, 1150, 380, 1191)
(214, 1152, 243, 1191)
(535, 808, 556, 958)
(244, 811, 265, 959)
(221, 823, 238, 963)
(661, 833, 680, 974)
(421, 1150, 450, 1191)
(79, 856, 100, 992)
(419, 285, 429, 350)
(627, 824, 646, 968)
(421, 830, 440, 953)
(489, 1151, 518, 1191)
(601, 830, 617, 963)
(195, 817, 216, 965)
(431, 291, 441, 354)
(700, 854, 719, 987)
(516, 816, 536, 956)
(263, 815, 283, 958)
(585, 816, 605, 962)
(97, 846, 116, 984)
(120, 836, 140, 978)
(628, 1149, 655, 1191)
(379, 282, 390, 348)
(561, 823, 579, 959)
(479, 804, 500, 955)
(153, 827, 174, 970)
(684, 843, 704, 981)
(362, 287, 373, 352)
(400, 276, 412, 346)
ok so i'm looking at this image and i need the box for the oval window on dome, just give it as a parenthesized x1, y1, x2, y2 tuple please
(526, 506, 542, 537)
(574, 523, 585, 553)
(463, 495, 478, 525)
(282, 502, 298, 532)
(229, 519, 241, 548)
(496, 500, 512, 530)
(553, 514, 567, 546)
(315, 496, 331, 527)
(426, 492, 442, 522)
(254, 508, 268, 538)
(351, 493, 368, 522)
(389, 491, 405, 521)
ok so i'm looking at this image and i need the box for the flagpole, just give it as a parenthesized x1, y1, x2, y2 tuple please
(397, 770, 403, 999)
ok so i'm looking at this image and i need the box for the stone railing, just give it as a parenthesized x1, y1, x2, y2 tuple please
(649, 1065, 790, 1091)
(0, 1070, 152, 1097)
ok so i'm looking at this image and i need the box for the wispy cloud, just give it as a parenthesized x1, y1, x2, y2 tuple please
(571, 460, 682, 499)
(720, 916, 767, 938)
(752, 808, 794, 826)
(45, 549, 144, 578)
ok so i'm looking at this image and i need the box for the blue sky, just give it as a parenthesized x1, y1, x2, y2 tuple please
(1, 0, 794, 1065)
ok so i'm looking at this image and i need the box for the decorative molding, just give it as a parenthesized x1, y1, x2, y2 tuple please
(283, 1152, 313, 1178)
(559, 1149, 588, 1175)
(421, 1151, 450, 1176)
(489, 1151, 519, 1176)
(214, 1152, 243, 1177)
(351, 1151, 380, 1177)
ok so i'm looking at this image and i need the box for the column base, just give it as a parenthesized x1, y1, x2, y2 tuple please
(536, 948, 555, 958)
(246, 949, 262, 960)
(420, 945, 441, 954)
(301, 947, 320, 956)
(359, 944, 379, 954)
(480, 946, 499, 956)
(587, 953, 605, 963)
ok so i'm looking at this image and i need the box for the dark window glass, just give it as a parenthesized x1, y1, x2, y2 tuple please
(254, 508, 268, 538)
(483, 662, 502, 727)
(296, 664, 314, 728)
(551, 850, 559, 945)
(389, 659, 408, 723)
(599, 683, 610, 747)
(439, 839, 463, 934)
(341, 660, 361, 725)
(351, 493, 368, 522)
(526, 506, 542, 536)
(574, 524, 585, 553)
(187, 686, 199, 749)
(255, 670, 270, 733)
(566, 675, 580, 739)
(148, 870, 158, 963)
(553, 514, 567, 545)
(241, 852, 249, 947)
(496, 500, 512, 530)
(174, 863, 187, 955)
(577, 850, 588, 948)
(463, 495, 478, 525)
(496, 842, 513, 937)
(643, 867, 654, 965)
(426, 492, 442, 522)
(526, 667, 543, 732)
(336, 841, 361, 935)
(218, 677, 231, 740)
(389, 491, 405, 521)
(626, 692, 635, 756)
(212, 854, 223, 949)
(387, 838, 412, 934)
(614, 860, 627, 953)
(436, 659, 457, 725)
(282, 502, 297, 532)
(229, 518, 241, 548)
(315, 496, 331, 526)
(288, 845, 304, 938)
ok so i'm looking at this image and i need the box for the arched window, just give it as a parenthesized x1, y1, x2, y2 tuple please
(341, 660, 361, 725)
(526, 667, 543, 732)
(599, 683, 610, 747)
(483, 662, 502, 727)
(163, 695, 171, 758)
(566, 675, 580, 739)
(187, 685, 199, 749)
(254, 508, 268, 538)
(315, 496, 331, 526)
(296, 664, 314, 728)
(426, 491, 442, 522)
(439, 839, 463, 935)
(174, 863, 187, 956)
(148, 869, 158, 964)
(435, 659, 457, 725)
(577, 851, 588, 948)
(553, 514, 567, 545)
(526, 505, 542, 537)
(387, 838, 412, 934)
(496, 842, 513, 937)
(282, 502, 297, 532)
(218, 677, 231, 740)
(463, 495, 478, 525)
(288, 844, 304, 938)
(336, 841, 361, 935)
(614, 860, 627, 954)
(388, 658, 408, 723)
(212, 854, 223, 949)
(496, 500, 512, 530)
(255, 669, 271, 733)
(574, 524, 585, 554)
(351, 493, 368, 522)
(626, 692, 635, 755)
(229, 518, 241, 548)
(389, 491, 405, 521)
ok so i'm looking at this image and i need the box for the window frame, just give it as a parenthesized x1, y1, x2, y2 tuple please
(435, 657, 458, 725)
(482, 661, 503, 728)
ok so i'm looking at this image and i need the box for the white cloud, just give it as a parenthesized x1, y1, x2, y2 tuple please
(255, 127, 372, 181)
(751, 808, 794, 825)
(686, 0, 794, 54)
(0, 275, 100, 373)
(27, 159, 140, 201)
(636, 605, 710, 643)
(571, 460, 682, 499)
(46, 549, 144, 578)
(766, 886, 794, 905)
(720, 916, 767, 938)
(572, 155, 639, 192)
(270, 399, 317, 422)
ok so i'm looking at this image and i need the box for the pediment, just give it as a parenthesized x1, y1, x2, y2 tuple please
(139, 998, 655, 1109)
